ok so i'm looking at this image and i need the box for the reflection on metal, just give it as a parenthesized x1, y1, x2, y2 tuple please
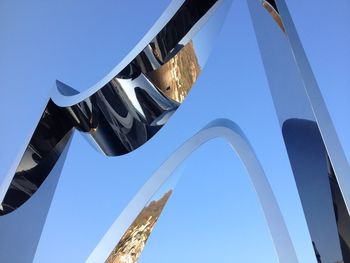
(0, 127, 73, 215)
(283, 119, 349, 263)
(1, 0, 348, 261)
(261, 0, 285, 32)
(0, 0, 227, 215)
(328, 157, 350, 262)
(275, 0, 350, 215)
(248, 0, 350, 261)
(146, 41, 201, 103)
(0, 133, 73, 263)
(88, 119, 298, 263)
(106, 191, 172, 263)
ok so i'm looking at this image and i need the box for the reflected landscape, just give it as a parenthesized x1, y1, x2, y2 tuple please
(1, 0, 349, 262)
(249, 0, 350, 261)
(106, 191, 172, 263)
(87, 119, 298, 263)
(261, 0, 285, 32)
(146, 41, 201, 103)
(0, 0, 222, 215)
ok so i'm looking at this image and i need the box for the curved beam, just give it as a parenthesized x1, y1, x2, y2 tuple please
(87, 119, 298, 263)
(51, 0, 221, 106)
(275, 0, 350, 216)
(0, 0, 232, 214)
(248, 1, 350, 260)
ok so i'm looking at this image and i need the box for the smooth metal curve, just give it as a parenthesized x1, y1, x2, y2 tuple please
(50, 0, 217, 106)
(248, 0, 350, 261)
(87, 119, 298, 263)
(275, 0, 350, 217)
(0, 0, 231, 214)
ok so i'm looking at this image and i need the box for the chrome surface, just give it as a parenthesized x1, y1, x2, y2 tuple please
(283, 119, 350, 262)
(262, 0, 285, 31)
(0, 132, 73, 262)
(0, 0, 225, 215)
(275, 0, 350, 216)
(0, 0, 347, 262)
(248, 0, 350, 261)
(88, 119, 298, 263)
(105, 190, 173, 263)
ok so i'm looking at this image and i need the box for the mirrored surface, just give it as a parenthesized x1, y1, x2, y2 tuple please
(0, 0, 226, 215)
(283, 119, 350, 263)
(248, 1, 350, 261)
(138, 140, 280, 263)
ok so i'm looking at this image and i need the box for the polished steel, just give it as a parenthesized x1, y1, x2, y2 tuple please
(0, 0, 225, 215)
(248, 0, 350, 261)
(105, 190, 172, 263)
(1, 0, 348, 262)
(0, 132, 73, 263)
(275, 0, 350, 216)
(283, 119, 350, 262)
(262, 0, 285, 31)
(88, 119, 298, 263)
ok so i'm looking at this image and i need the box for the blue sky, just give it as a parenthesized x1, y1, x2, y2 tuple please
(0, 0, 349, 262)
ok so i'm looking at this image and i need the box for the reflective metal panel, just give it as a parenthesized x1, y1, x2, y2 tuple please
(248, 0, 350, 261)
(0, 132, 72, 262)
(283, 119, 348, 263)
(262, 0, 285, 31)
(0, 0, 227, 215)
(87, 119, 298, 263)
(105, 190, 172, 263)
(275, 0, 350, 215)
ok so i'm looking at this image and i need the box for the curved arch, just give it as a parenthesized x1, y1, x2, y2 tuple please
(87, 119, 298, 263)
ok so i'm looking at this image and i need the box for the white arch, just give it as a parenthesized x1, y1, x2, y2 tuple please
(86, 119, 298, 263)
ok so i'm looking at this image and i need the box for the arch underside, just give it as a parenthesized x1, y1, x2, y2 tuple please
(88, 119, 298, 263)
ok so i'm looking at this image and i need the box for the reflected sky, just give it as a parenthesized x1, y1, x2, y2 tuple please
(3, 1, 314, 262)
(283, 0, 350, 165)
(1, 0, 349, 262)
(138, 139, 279, 263)
(0, 0, 226, 214)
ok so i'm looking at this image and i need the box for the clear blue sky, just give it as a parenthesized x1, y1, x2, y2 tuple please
(0, 0, 349, 262)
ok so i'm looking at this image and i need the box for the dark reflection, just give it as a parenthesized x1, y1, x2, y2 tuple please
(327, 156, 350, 262)
(262, 0, 285, 32)
(148, 0, 217, 65)
(0, 0, 218, 215)
(264, 0, 278, 12)
(0, 116, 72, 215)
(312, 241, 322, 263)
(283, 119, 350, 263)
(117, 0, 216, 78)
